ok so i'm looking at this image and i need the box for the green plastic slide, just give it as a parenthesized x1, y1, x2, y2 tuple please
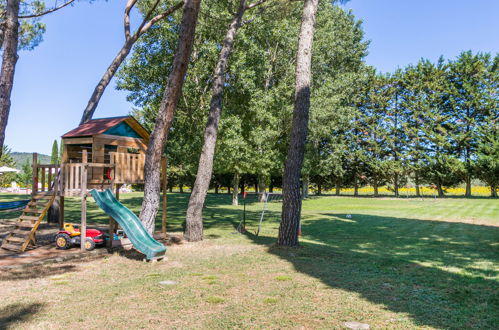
(90, 189, 166, 260)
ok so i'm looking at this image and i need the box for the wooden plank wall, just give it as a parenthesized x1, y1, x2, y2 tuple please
(109, 152, 145, 184)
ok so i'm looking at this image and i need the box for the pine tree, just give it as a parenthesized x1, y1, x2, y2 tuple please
(51, 139, 59, 164)
(447, 51, 493, 196)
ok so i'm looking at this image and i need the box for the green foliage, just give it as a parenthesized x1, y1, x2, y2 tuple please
(117, 0, 497, 197)
(0, 0, 47, 51)
(16, 158, 32, 187)
(11, 151, 49, 169)
(0, 145, 16, 186)
(51, 139, 59, 164)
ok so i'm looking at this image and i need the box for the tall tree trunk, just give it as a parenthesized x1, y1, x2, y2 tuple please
(179, 183, 184, 193)
(0, 0, 20, 156)
(335, 178, 340, 196)
(302, 175, 309, 199)
(465, 175, 472, 197)
(140, 0, 201, 234)
(185, 0, 247, 241)
(373, 180, 378, 197)
(491, 184, 497, 198)
(278, 0, 318, 247)
(394, 172, 399, 197)
(240, 180, 245, 194)
(316, 181, 322, 196)
(214, 185, 219, 194)
(258, 174, 267, 202)
(436, 178, 444, 198)
(354, 176, 359, 197)
(465, 145, 472, 197)
(415, 173, 420, 197)
(232, 172, 240, 206)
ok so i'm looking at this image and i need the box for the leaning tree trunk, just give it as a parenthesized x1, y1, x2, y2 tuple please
(140, 0, 201, 234)
(80, 37, 136, 124)
(185, 0, 247, 242)
(79, 1, 183, 124)
(278, 0, 318, 247)
(0, 0, 20, 156)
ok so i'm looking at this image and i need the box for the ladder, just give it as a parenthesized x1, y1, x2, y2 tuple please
(1, 192, 56, 252)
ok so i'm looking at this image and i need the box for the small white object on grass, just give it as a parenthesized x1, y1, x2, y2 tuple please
(346, 214, 352, 219)
(344, 321, 370, 329)
(159, 280, 177, 286)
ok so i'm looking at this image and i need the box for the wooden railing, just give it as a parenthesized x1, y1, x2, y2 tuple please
(32, 151, 146, 197)
(110, 152, 145, 184)
(34, 164, 61, 193)
(63, 163, 115, 197)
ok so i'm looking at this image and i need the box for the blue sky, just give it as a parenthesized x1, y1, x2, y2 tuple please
(5, 0, 499, 155)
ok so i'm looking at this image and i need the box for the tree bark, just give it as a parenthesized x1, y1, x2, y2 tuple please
(278, 0, 318, 247)
(140, 0, 201, 234)
(415, 173, 420, 197)
(465, 174, 471, 197)
(184, 0, 247, 241)
(232, 172, 240, 206)
(80, 37, 136, 124)
(0, 0, 20, 156)
(316, 181, 322, 196)
(373, 180, 378, 197)
(394, 172, 399, 197)
(335, 178, 340, 196)
(436, 178, 444, 198)
(258, 174, 267, 202)
(302, 175, 309, 198)
(80, 1, 183, 124)
(491, 185, 497, 198)
(354, 176, 359, 197)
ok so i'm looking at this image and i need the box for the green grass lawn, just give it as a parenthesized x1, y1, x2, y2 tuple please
(1, 193, 498, 329)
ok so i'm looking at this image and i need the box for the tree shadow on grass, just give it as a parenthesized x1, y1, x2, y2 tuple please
(0, 264, 79, 282)
(245, 213, 499, 329)
(0, 303, 44, 329)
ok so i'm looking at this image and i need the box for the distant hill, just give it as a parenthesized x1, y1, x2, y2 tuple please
(11, 152, 51, 169)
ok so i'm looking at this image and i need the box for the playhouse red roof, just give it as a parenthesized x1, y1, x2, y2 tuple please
(61, 116, 152, 141)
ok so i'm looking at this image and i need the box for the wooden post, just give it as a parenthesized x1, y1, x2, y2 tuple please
(31, 153, 38, 195)
(108, 183, 121, 247)
(59, 164, 65, 229)
(81, 150, 88, 252)
(161, 157, 168, 234)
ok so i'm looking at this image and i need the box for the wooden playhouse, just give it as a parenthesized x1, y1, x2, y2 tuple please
(1, 116, 167, 252)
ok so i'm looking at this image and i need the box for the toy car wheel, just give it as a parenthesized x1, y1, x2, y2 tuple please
(84, 238, 96, 251)
(55, 233, 71, 249)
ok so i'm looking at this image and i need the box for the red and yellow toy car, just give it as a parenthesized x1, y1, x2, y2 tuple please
(55, 223, 107, 251)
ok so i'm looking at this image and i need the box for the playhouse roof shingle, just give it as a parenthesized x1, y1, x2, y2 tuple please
(62, 116, 149, 140)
